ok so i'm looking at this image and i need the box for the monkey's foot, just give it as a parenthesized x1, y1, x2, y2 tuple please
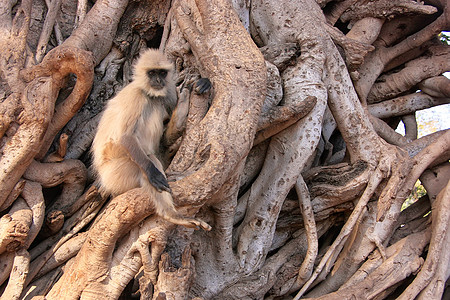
(164, 215, 212, 231)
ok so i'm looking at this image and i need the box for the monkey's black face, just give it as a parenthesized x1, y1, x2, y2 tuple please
(147, 69, 168, 90)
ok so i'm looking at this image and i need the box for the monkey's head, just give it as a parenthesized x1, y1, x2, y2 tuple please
(133, 49, 174, 97)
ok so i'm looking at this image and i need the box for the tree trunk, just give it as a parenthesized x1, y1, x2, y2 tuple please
(0, 0, 449, 299)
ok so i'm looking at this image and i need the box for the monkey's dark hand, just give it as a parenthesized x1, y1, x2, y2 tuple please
(193, 78, 212, 95)
(146, 164, 171, 193)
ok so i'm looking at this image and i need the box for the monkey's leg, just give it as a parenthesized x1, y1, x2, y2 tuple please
(120, 137, 211, 231)
(163, 210, 212, 231)
(155, 192, 212, 231)
(150, 189, 211, 231)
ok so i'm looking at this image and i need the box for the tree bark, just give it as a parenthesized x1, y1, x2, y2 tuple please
(0, 0, 449, 299)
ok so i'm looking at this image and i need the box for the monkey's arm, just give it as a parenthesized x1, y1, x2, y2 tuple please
(120, 135, 171, 193)
(163, 78, 212, 147)
(164, 88, 190, 146)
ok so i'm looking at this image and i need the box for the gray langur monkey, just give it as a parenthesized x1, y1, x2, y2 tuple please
(92, 49, 211, 230)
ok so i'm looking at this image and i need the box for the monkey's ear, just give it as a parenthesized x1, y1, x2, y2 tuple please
(193, 78, 212, 95)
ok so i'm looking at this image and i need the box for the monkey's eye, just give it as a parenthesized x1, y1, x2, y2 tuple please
(159, 70, 167, 77)
(147, 70, 156, 77)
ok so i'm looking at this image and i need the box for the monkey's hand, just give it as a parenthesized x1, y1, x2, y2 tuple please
(146, 163, 171, 193)
(193, 78, 212, 95)
(121, 135, 171, 193)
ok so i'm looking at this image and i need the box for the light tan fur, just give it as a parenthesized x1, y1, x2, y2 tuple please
(92, 49, 210, 230)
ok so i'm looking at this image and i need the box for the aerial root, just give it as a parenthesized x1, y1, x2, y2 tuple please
(293, 160, 388, 300)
